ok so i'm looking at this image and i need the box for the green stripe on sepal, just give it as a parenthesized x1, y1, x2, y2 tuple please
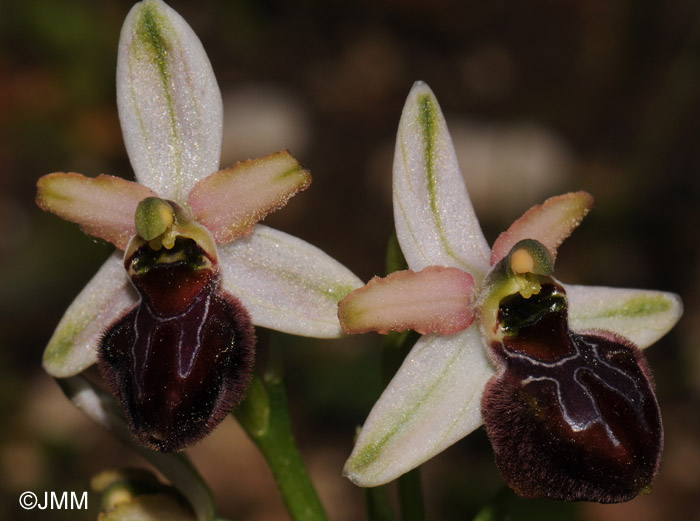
(117, 0, 223, 203)
(42, 253, 135, 377)
(344, 327, 494, 486)
(218, 225, 363, 338)
(566, 284, 683, 349)
(392, 82, 490, 278)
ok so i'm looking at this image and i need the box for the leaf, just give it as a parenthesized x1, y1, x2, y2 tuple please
(218, 224, 363, 338)
(189, 150, 311, 244)
(117, 0, 223, 203)
(36, 173, 156, 249)
(393, 81, 490, 281)
(565, 284, 683, 349)
(43, 253, 136, 377)
(344, 326, 495, 486)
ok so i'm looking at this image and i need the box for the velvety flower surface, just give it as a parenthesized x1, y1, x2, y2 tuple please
(340, 81, 682, 502)
(37, 0, 362, 451)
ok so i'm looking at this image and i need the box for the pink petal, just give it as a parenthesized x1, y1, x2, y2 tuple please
(189, 150, 311, 245)
(338, 266, 475, 335)
(490, 191, 593, 266)
(36, 173, 156, 249)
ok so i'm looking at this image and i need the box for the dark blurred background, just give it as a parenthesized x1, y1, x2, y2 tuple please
(2, 0, 700, 520)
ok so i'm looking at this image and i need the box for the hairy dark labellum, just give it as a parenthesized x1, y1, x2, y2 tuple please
(99, 237, 255, 452)
(482, 283, 662, 503)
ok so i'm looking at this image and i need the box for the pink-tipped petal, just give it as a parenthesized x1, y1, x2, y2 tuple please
(339, 266, 475, 335)
(36, 173, 156, 249)
(189, 150, 311, 245)
(490, 191, 594, 266)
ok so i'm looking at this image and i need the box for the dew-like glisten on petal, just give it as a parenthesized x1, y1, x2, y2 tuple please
(117, 0, 223, 203)
(58, 376, 216, 521)
(393, 82, 490, 281)
(43, 253, 137, 377)
(490, 191, 594, 266)
(218, 224, 364, 338)
(344, 326, 495, 487)
(565, 284, 683, 349)
(189, 150, 312, 245)
(338, 266, 475, 335)
(36, 173, 157, 250)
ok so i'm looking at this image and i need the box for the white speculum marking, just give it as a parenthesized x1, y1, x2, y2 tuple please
(131, 289, 212, 398)
(505, 334, 648, 447)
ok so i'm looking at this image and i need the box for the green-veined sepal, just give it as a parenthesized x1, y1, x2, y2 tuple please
(565, 284, 683, 349)
(218, 224, 363, 338)
(344, 326, 495, 486)
(117, 0, 223, 203)
(393, 81, 490, 280)
(43, 253, 135, 377)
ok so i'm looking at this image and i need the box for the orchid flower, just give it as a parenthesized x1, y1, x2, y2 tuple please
(339, 81, 683, 503)
(36, 0, 362, 452)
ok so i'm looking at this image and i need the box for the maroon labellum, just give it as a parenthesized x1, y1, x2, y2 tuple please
(99, 236, 255, 452)
(482, 282, 662, 503)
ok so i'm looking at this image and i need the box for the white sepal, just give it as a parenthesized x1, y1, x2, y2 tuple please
(218, 224, 363, 338)
(43, 253, 136, 377)
(393, 81, 490, 280)
(344, 325, 495, 486)
(117, 0, 223, 203)
(565, 284, 683, 349)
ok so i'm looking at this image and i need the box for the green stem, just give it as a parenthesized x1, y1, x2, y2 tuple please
(365, 485, 397, 521)
(382, 331, 424, 521)
(365, 233, 426, 521)
(397, 468, 424, 521)
(470, 487, 514, 521)
(235, 374, 329, 521)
